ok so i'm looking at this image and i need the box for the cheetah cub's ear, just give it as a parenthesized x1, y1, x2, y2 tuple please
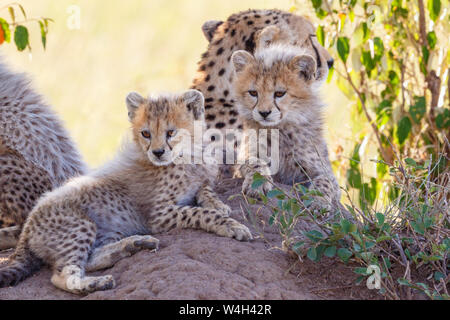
(202, 20, 224, 42)
(256, 25, 281, 49)
(182, 89, 205, 120)
(231, 50, 254, 73)
(126, 92, 145, 121)
(288, 55, 317, 82)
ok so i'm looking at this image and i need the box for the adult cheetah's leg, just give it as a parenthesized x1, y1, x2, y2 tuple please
(86, 235, 159, 272)
(0, 154, 54, 250)
(0, 226, 21, 250)
(148, 205, 252, 241)
(196, 184, 231, 216)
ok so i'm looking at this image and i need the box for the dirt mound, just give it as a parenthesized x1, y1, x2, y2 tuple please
(0, 178, 379, 300)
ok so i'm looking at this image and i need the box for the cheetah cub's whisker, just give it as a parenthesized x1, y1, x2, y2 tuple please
(231, 44, 344, 215)
(0, 90, 251, 294)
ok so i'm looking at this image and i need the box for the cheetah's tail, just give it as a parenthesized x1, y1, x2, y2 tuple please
(0, 246, 41, 287)
(0, 225, 21, 250)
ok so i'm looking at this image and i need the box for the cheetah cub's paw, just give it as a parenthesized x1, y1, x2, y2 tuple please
(124, 235, 160, 255)
(214, 201, 232, 216)
(242, 175, 273, 199)
(84, 275, 116, 293)
(217, 218, 253, 241)
(306, 197, 333, 215)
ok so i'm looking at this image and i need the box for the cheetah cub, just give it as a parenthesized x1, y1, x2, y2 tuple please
(231, 45, 341, 213)
(0, 90, 251, 294)
(0, 59, 86, 250)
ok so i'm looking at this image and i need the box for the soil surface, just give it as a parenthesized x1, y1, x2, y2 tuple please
(0, 178, 380, 300)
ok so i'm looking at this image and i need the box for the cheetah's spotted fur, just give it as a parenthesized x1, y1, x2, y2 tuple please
(191, 9, 334, 137)
(231, 45, 342, 214)
(0, 90, 251, 294)
(0, 59, 86, 249)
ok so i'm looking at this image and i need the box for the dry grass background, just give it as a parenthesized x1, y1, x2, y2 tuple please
(1, 0, 351, 172)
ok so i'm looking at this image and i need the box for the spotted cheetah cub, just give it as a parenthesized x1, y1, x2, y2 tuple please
(0, 90, 251, 294)
(0, 59, 86, 249)
(231, 45, 341, 212)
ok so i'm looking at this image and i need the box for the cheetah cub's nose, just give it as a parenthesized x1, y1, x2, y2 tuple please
(259, 110, 271, 119)
(152, 149, 165, 158)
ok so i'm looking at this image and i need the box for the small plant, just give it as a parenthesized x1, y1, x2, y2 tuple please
(0, 3, 52, 52)
(248, 151, 449, 299)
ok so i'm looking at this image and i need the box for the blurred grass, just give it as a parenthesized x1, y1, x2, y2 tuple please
(0, 0, 351, 169)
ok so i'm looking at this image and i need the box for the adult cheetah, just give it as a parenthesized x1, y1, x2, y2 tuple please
(191, 9, 334, 136)
(0, 59, 86, 249)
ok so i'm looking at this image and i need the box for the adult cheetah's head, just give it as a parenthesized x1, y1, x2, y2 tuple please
(231, 45, 319, 127)
(126, 90, 205, 166)
(202, 10, 334, 82)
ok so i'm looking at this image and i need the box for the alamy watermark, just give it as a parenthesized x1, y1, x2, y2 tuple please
(163, 121, 281, 174)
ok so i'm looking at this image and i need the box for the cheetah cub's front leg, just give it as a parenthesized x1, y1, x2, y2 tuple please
(240, 158, 273, 199)
(196, 184, 231, 216)
(150, 205, 252, 241)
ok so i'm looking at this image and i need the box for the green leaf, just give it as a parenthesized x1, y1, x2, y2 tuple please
(324, 246, 336, 257)
(316, 25, 325, 46)
(376, 235, 392, 243)
(18, 4, 27, 19)
(251, 172, 265, 189)
(361, 251, 374, 262)
(346, 166, 362, 189)
(266, 189, 284, 199)
(38, 20, 47, 49)
(292, 241, 305, 254)
(373, 37, 384, 59)
(354, 267, 367, 275)
(268, 212, 277, 226)
(8, 6, 15, 23)
(383, 257, 391, 269)
(307, 247, 318, 261)
(376, 212, 385, 226)
(427, 0, 441, 21)
(411, 221, 425, 235)
(435, 108, 450, 129)
(397, 278, 410, 286)
(340, 219, 355, 234)
(427, 31, 437, 49)
(376, 161, 388, 179)
(304, 230, 324, 242)
(434, 271, 444, 281)
(337, 37, 350, 63)
(405, 158, 418, 167)
(337, 248, 352, 263)
(14, 25, 29, 51)
(311, 0, 322, 9)
(396, 116, 412, 145)
(0, 18, 10, 43)
(409, 96, 426, 123)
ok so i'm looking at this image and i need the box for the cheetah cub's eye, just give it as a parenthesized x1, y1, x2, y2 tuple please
(166, 129, 176, 138)
(274, 91, 286, 98)
(248, 90, 258, 97)
(141, 130, 151, 139)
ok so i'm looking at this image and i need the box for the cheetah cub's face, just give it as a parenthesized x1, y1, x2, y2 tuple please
(232, 45, 318, 127)
(126, 90, 205, 166)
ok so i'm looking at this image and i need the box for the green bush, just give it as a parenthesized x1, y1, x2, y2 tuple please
(249, 0, 449, 299)
(295, 0, 449, 207)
